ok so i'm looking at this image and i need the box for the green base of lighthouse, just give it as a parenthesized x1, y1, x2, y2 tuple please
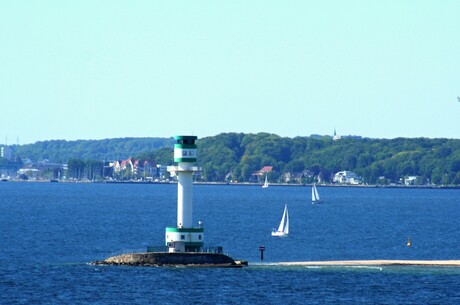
(165, 227, 204, 252)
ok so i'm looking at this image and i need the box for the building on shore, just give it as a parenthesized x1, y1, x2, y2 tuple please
(333, 171, 362, 185)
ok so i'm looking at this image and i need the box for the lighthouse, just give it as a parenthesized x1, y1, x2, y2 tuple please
(165, 136, 203, 253)
(93, 134, 246, 267)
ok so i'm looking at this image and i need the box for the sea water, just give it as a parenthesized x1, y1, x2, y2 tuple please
(1, 182, 460, 304)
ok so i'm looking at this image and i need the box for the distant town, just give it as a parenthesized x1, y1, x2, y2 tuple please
(1, 131, 459, 187)
(2, 151, 369, 185)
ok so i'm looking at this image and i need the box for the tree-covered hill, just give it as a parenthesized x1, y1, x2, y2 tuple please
(195, 133, 460, 185)
(12, 137, 174, 163)
(7, 133, 460, 185)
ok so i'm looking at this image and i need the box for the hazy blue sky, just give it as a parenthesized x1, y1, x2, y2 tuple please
(1, 1, 459, 144)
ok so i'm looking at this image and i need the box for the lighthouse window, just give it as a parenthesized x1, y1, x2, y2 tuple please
(181, 235, 185, 240)
(198, 235, 202, 240)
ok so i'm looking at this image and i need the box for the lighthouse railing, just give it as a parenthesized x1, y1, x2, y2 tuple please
(146, 245, 226, 255)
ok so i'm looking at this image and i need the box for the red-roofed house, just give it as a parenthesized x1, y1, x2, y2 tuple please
(252, 166, 273, 182)
(259, 166, 273, 174)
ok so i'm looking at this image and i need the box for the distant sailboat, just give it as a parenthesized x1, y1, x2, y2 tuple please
(407, 238, 411, 247)
(262, 174, 269, 188)
(272, 204, 289, 237)
(311, 183, 320, 203)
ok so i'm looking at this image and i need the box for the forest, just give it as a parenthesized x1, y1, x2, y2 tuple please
(4, 133, 460, 185)
(195, 133, 460, 185)
(12, 137, 174, 163)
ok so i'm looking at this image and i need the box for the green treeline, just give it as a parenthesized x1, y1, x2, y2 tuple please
(6, 133, 460, 185)
(196, 133, 460, 185)
(13, 137, 174, 163)
(135, 133, 460, 185)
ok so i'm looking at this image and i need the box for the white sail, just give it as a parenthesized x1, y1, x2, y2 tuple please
(312, 184, 320, 203)
(262, 174, 269, 188)
(277, 205, 287, 232)
(272, 204, 289, 237)
(284, 207, 289, 234)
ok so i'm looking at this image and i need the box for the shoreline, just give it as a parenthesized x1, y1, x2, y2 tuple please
(266, 260, 460, 267)
(3, 179, 459, 189)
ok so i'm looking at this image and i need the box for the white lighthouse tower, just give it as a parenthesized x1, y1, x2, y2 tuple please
(165, 136, 203, 253)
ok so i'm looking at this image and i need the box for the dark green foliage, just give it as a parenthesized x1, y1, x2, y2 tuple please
(193, 133, 460, 185)
(135, 147, 174, 166)
(7, 133, 460, 185)
(198, 133, 245, 181)
(13, 137, 174, 163)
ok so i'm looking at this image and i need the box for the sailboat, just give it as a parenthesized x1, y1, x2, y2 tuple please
(311, 183, 320, 203)
(262, 174, 269, 188)
(272, 204, 289, 237)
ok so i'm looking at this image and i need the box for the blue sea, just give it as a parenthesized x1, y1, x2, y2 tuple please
(1, 182, 460, 304)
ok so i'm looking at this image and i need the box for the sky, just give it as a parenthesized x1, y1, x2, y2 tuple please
(1, 1, 460, 144)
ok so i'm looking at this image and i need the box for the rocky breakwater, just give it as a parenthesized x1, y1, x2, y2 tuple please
(92, 252, 247, 268)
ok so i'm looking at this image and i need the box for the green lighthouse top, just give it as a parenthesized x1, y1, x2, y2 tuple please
(174, 135, 197, 144)
(174, 135, 197, 163)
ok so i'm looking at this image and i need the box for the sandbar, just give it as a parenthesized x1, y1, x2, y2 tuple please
(272, 260, 460, 266)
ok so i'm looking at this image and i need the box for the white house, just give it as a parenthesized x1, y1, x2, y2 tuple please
(333, 171, 362, 185)
(404, 176, 418, 186)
